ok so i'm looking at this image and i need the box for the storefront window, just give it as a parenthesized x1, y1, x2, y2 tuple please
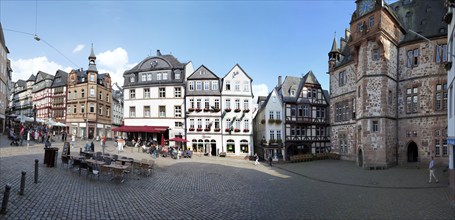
(227, 139, 235, 153)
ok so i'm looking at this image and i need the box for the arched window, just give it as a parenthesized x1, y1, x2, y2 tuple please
(240, 139, 249, 153)
(226, 139, 235, 153)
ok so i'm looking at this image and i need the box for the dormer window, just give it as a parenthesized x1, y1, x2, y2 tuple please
(81, 78, 85, 82)
(90, 74, 95, 82)
(290, 89, 296, 96)
(130, 76, 135, 83)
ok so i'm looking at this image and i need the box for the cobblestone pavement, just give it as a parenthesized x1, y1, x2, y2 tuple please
(0, 135, 454, 219)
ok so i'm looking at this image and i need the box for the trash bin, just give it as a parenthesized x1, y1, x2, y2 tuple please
(44, 147, 59, 167)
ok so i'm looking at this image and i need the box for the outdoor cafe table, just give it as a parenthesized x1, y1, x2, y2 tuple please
(85, 159, 106, 165)
(81, 151, 94, 159)
(116, 157, 133, 165)
(103, 164, 130, 182)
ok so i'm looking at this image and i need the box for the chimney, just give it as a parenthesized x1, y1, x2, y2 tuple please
(157, 49, 162, 56)
(278, 76, 282, 87)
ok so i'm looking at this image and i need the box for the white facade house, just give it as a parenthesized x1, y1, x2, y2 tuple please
(254, 86, 285, 161)
(120, 50, 193, 145)
(185, 65, 222, 155)
(221, 64, 254, 157)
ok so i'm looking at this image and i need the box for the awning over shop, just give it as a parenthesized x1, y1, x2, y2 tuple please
(448, 138, 455, 145)
(112, 125, 168, 133)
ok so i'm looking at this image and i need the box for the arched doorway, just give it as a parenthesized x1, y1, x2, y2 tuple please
(407, 141, 418, 162)
(358, 149, 363, 167)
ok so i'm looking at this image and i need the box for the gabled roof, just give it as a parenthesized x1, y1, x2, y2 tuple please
(258, 87, 283, 112)
(303, 70, 320, 85)
(35, 71, 54, 83)
(15, 80, 26, 88)
(124, 53, 187, 75)
(51, 70, 68, 88)
(222, 64, 253, 81)
(187, 65, 219, 80)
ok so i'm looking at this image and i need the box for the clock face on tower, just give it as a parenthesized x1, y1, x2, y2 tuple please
(358, 0, 375, 17)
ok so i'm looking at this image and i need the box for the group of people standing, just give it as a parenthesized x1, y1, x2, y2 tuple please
(8, 124, 64, 146)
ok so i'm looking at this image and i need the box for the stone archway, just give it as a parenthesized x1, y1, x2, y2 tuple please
(407, 141, 418, 162)
(358, 148, 363, 167)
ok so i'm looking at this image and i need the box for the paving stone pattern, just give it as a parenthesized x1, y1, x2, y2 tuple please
(0, 137, 454, 219)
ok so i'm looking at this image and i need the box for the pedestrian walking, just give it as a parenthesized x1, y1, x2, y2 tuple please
(254, 153, 259, 165)
(428, 157, 439, 183)
(268, 155, 273, 167)
(71, 134, 76, 149)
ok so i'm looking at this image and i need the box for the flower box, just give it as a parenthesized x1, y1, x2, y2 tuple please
(243, 129, 250, 132)
(225, 108, 231, 112)
(196, 128, 203, 131)
(188, 108, 194, 112)
(243, 109, 250, 113)
(275, 119, 282, 124)
(225, 128, 231, 132)
(212, 108, 221, 112)
(268, 119, 276, 123)
(214, 128, 221, 132)
(234, 109, 241, 112)
(204, 128, 210, 131)
(195, 108, 202, 112)
(234, 128, 241, 132)
(260, 119, 265, 124)
(203, 108, 210, 112)
(189, 128, 195, 131)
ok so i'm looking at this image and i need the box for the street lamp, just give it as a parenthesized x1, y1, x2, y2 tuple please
(33, 104, 37, 123)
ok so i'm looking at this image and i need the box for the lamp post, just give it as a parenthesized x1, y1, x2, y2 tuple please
(33, 104, 37, 123)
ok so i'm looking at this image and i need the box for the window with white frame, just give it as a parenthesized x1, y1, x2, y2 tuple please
(144, 106, 150, 117)
(189, 81, 194, 91)
(90, 103, 95, 113)
(205, 119, 210, 129)
(189, 99, 194, 109)
(159, 87, 166, 98)
(243, 81, 249, 92)
(141, 73, 146, 81)
(175, 106, 182, 118)
(197, 119, 202, 129)
(204, 99, 209, 109)
(215, 119, 220, 129)
(159, 106, 166, 117)
(235, 81, 240, 91)
(225, 81, 231, 91)
(235, 99, 240, 109)
(99, 105, 103, 115)
(204, 81, 210, 90)
(175, 72, 180, 80)
(129, 107, 136, 117)
(214, 99, 220, 109)
(73, 90, 77, 99)
(196, 99, 201, 109)
(276, 130, 281, 140)
(196, 81, 202, 90)
(269, 111, 274, 119)
(144, 88, 150, 98)
(276, 111, 281, 120)
(243, 100, 249, 110)
(157, 73, 162, 80)
(73, 105, 77, 114)
(226, 119, 231, 130)
(436, 44, 448, 63)
(90, 74, 95, 82)
(163, 72, 168, 80)
(106, 107, 110, 116)
(90, 88, 95, 97)
(130, 89, 136, 99)
(189, 119, 194, 129)
(226, 99, 231, 109)
(372, 120, 379, 132)
(174, 87, 181, 98)
(81, 104, 85, 113)
(147, 73, 152, 81)
(270, 130, 275, 140)
(212, 81, 218, 90)
(235, 119, 241, 129)
(81, 89, 85, 98)
(130, 76, 135, 83)
(244, 119, 249, 130)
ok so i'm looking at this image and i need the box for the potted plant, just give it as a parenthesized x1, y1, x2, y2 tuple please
(196, 128, 203, 131)
(260, 119, 265, 124)
(243, 129, 250, 132)
(189, 128, 195, 131)
(225, 108, 231, 112)
(204, 128, 210, 131)
(234, 108, 241, 112)
(234, 128, 241, 132)
(243, 109, 250, 113)
(188, 108, 194, 112)
(214, 128, 221, 132)
(268, 119, 276, 123)
(275, 119, 282, 123)
(195, 108, 202, 112)
(444, 61, 452, 71)
(203, 108, 210, 112)
(213, 108, 221, 112)
(225, 128, 231, 132)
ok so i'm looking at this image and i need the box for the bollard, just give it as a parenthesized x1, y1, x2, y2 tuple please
(19, 171, 26, 195)
(34, 159, 39, 184)
(0, 184, 11, 215)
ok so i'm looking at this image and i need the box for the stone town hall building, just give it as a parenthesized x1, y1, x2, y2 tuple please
(329, 0, 448, 168)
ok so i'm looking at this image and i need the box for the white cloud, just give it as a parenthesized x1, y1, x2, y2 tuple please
(96, 47, 134, 87)
(72, 44, 85, 53)
(11, 57, 71, 82)
(252, 83, 269, 106)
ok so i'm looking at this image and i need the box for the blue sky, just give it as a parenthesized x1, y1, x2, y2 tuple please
(1, 0, 358, 99)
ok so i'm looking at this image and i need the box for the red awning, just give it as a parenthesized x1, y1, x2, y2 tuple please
(168, 137, 189, 142)
(112, 125, 168, 133)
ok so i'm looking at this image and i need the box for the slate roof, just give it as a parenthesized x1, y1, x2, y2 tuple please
(187, 65, 221, 96)
(35, 71, 54, 83)
(0, 22, 8, 53)
(187, 65, 219, 80)
(15, 80, 26, 88)
(26, 74, 36, 82)
(51, 70, 68, 88)
(332, 0, 446, 69)
(124, 54, 186, 75)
